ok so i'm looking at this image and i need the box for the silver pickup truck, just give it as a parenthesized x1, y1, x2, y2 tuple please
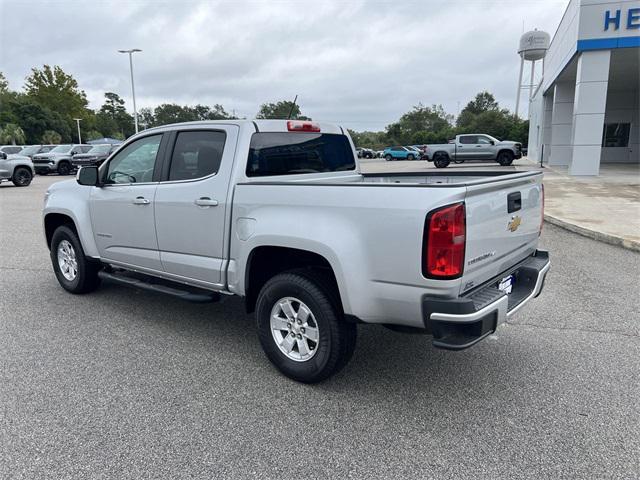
(426, 134, 523, 168)
(43, 120, 549, 382)
(0, 151, 35, 186)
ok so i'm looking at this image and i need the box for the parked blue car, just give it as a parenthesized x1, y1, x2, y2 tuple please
(383, 146, 421, 161)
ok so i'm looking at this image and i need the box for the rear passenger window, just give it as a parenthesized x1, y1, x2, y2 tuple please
(459, 136, 477, 144)
(168, 131, 226, 181)
(247, 132, 355, 177)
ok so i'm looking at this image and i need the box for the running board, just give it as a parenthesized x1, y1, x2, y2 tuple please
(98, 270, 220, 303)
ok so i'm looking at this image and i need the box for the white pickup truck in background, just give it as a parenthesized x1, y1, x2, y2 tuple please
(426, 134, 523, 168)
(43, 120, 549, 382)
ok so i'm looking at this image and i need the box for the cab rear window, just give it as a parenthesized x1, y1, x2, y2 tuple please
(246, 132, 355, 177)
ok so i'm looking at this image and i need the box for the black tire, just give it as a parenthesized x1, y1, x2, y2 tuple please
(50, 225, 101, 294)
(57, 161, 71, 176)
(12, 167, 33, 187)
(497, 151, 514, 166)
(384, 154, 393, 161)
(433, 153, 450, 168)
(407, 154, 415, 161)
(256, 269, 357, 383)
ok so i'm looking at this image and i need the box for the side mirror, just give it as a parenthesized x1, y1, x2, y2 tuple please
(490, 140, 495, 145)
(77, 166, 100, 186)
(0, 152, 6, 160)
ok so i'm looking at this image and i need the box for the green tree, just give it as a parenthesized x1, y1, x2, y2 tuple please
(385, 103, 453, 145)
(0, 123, 26, 144)
(84, 130, 104, 141)
(457, 91, 500, 129)
(97, 92, 134, 137)
(3, 95, 71, 143)
(454, 91, 529, 144)
(138, 107, 156, 129)
(41, 130, 62, 144)
(24, 65, 88, 119)
(256, 100, 310, 120)
(0, 72, 9, 95)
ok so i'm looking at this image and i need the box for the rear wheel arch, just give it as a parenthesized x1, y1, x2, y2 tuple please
(244, 246, 343, 315)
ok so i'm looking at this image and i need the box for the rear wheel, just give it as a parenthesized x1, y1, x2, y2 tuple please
(497, 151, 514, 166)
(256, 269, 357, 383)
(384, 154, 393, 161)
(58, 161, 71, 176)
(12, 167, 33, 187)
(50, 225, 101, 294)
(433, 153, 450, 168)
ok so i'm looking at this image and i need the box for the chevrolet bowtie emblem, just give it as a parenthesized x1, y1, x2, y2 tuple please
(507, 216, 522, 232)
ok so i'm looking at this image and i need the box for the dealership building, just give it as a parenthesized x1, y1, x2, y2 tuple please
(527, 0, 639, 175)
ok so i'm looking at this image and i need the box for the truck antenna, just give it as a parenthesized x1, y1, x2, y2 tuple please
(287, 95, 298, 119)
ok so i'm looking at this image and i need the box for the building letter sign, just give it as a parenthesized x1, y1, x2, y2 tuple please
(604, 8, 640, 30)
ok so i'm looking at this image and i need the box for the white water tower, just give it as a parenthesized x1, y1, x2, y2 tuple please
(515, 29, 550, 118)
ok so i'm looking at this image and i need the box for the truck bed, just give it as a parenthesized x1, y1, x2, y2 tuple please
(240, 170, 539, 187)
(232, 169, 543, 327)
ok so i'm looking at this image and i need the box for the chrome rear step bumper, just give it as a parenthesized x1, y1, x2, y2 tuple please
(423, 250, 550, 350)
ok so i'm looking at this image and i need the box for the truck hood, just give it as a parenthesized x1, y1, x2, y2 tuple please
(7, 154, 31, 162)
(496, 140, 520, 146)
(46, 178, 77, 195)
(33, 153, 68, 160)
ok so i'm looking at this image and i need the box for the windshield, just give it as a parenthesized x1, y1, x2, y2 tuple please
(88, 145, 110, 154)
(50, 144, 73, 153)
(20, 146, 40, 155)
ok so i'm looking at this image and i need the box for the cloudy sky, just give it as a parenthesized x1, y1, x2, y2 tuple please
(1, 0, 567, 131)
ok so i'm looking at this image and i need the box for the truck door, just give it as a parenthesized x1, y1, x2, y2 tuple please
(456, 135, 477, 160)
(153, 126, 239, 287)
(476, 135, 495, 159)
(90, 133, 165, 271)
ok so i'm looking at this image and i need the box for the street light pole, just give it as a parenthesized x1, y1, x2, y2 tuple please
(73, 118, 82, 144)
(118, 48, 142, 134)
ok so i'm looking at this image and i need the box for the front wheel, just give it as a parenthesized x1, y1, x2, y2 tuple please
(407, 154, 415, 161)
(497, 151, 514, 166)
(12, 167, 33, 187)
(256, 270, 357, 383)
(57, 161, 71, 176)
(50, 225, 101, 294)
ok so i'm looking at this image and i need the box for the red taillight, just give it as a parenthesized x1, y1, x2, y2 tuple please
(539, 184, 545, 235)
(287, 120, 320, 132)
(423, 203, 466, 279)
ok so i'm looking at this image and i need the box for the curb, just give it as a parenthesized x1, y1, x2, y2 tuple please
(544, 214, 640, 252)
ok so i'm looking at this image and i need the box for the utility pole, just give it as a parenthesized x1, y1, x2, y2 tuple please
(73, 118, 82, 144)
(118, 48, 142, 134)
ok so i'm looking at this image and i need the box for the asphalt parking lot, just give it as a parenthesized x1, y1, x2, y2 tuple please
(1, 170, 639, 479)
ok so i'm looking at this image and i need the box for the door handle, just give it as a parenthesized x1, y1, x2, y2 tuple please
(476, 145, 482, 147)
(194, 197, 218, 207)
(133, 196, 150, 205)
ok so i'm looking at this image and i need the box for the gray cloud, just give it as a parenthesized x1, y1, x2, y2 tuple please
(1, 0, 566, 130)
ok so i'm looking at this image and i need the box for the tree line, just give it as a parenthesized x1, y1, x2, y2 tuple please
(349, 92, 529, 150)
(0, 65, 528, 148)
(0, 65, 311, 145)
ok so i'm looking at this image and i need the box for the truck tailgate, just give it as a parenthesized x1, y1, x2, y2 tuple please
(461, 173, 543, 295)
